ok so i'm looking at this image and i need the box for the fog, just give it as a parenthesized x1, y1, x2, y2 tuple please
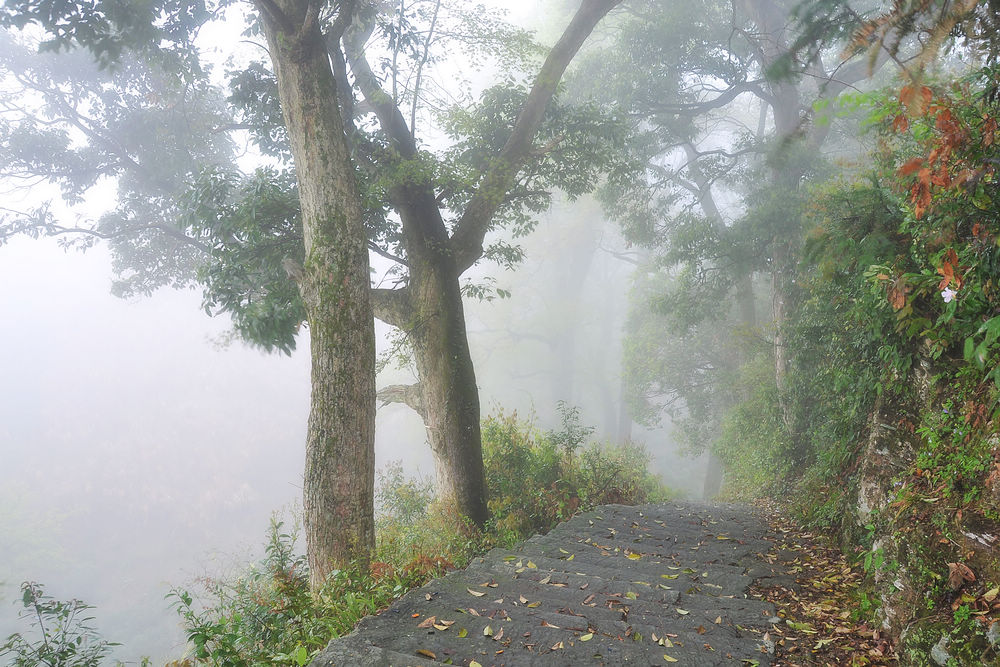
(0, 204, 699, 662)
(0, 2, 715, 662)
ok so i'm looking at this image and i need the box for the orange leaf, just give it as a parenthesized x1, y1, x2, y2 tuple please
(937, 261, 955, 291)
(897, 157, 924, 176)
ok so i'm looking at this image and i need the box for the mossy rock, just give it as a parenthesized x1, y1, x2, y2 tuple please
(900, 615, 999, 666)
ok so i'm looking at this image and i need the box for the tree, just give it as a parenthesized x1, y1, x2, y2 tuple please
(0, 0, 624, 584)
(568, 0, 892, 477)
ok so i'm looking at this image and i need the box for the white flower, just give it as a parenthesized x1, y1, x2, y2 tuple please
(942, 287, 957, 303)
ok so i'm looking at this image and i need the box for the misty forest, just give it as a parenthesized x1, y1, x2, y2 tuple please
(1, 0, 1000, 664)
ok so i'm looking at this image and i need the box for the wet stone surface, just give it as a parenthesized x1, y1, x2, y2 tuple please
(310, 502, 785, 666)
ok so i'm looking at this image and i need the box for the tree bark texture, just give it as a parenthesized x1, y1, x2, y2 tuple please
(410, 260, 489, 526)
(259, 0, 376, 589)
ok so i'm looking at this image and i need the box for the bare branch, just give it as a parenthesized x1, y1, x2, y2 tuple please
(377, 382, 425, 419)
(368, 240, 409, 267)
(410, 0, 442, 139)
(370, 286, 413, 328)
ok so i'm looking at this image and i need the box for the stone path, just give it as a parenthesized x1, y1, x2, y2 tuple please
(311, 502, 789, 666)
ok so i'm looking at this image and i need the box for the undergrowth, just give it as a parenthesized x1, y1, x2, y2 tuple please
(164, 408, 671, 665)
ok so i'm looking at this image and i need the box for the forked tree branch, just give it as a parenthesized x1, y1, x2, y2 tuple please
(449, 0, 624, 274)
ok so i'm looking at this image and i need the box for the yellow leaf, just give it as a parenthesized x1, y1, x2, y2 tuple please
(985, 586, 1000, 602)
(567, 554, 575, 561)
(625, 591, 638, 600)
(551, 641, 564, 650)
(580, 633, 593, 641)
(527, 561, 537, 569)
(527, 601, 541, 608)
(664, 655, 678, 662)
(676, 609, 689, 615)
(470, 662, 482, 667)
(714, 616, 722, 624)
(483, 625, 493, 637)
(627, 553, 642, 560)
(663, 637, 673, 647)
(416, 649, 436, 659)
(458, 628, 468, 638)
(467, 588, 486, 597)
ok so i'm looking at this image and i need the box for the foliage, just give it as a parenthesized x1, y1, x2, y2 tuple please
(1, 582, 121, 667)
(482, 410, 672, 541)
(169, 518, 432, 667)
(165, 409, 671, 665)
(712, 357, 795, 498)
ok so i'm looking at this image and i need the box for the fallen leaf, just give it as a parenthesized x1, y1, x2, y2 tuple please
(527, 561, 537, 569)
(948, 562, 976, 590)
(541, 620, 560, 628)
(580, 632, 593, 641)
(551, 641, 564, 650)
(527, 601, 541, 608)
(458, 628, 468, 638)
(786, 620, 817, 633)
(470, 662, 482, 667)
(424, 593, 432, 601)
(664, 655, 678, 662)
(984, 586, 999, 602)
(417, 616, 436, 629)
(714, 616, 722, 624)
(627, 553, 642, 560)
(415, 649, 436, 659)
(483, 625, 493, 637)
(676, 609, 689, 615)
(468, 588, 486, 597)
(696, 625, 706, 634)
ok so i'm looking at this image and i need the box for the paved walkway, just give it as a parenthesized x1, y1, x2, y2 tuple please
(311, 502, 788, 666)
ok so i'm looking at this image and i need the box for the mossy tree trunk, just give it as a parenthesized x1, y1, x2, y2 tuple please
(257, 0, 376, 589)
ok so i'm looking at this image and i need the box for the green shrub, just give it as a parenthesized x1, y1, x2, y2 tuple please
(712, 357, 794, 499)
(169, 518, 432, 666)
(1, 582, 122, 667)
(482, 408, 672, 540)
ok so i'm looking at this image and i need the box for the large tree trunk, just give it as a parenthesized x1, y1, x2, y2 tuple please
(259, 0, 376, 589)
(410, 264, 489, 526)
